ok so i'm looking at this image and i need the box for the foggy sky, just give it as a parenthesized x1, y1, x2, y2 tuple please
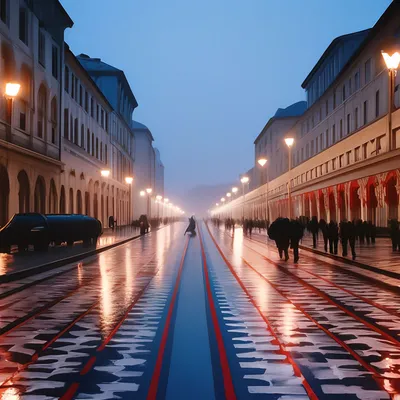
(61, 0, 391, 199)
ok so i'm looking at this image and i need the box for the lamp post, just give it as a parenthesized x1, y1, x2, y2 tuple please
(257, 157, 269, 222)
(146, 188, 152, 218)
(125, 176, 133, 224)
(156, 195, 162, 219)
(5, 82, 21, 142)
(284, 137, 294, 219)
(382, 51, 400, 151)
(240, 176, 249, 220)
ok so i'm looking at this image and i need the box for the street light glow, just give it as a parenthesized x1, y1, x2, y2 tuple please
(216, 203, 219, 206)
(156, 195, 163, 201)
(241, 176, 249, 184)
(284, 137, 294, 147)
(226, 192, 231, 197)
(221, 197, 226, 202)
(164, 198, 169, 203)
(382, 51, 400, 70)
(101, 169, 110, 177)
(140, 190, 145, 197)
(232, 187, 238, 193)
(146, 188, 153, 194)
(5, 83, 21, 98)
(125, 176, 133, 184)
(258, 158, 267, 167)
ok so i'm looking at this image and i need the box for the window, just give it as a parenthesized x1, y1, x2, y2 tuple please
(19, 7, 28, 45)
(325, 162, 328, 174)
(355, 71, 360, 90)
(50, 97, 57, 144)
(91, 133, 95, 156)
(339, 119, 343, 139)
(81, 124, 84, 148)
(101, 109, 104, 128)
(74, 118, 79, 145)
(333, 91, 336, 109)
(320, 133, 323, 150)
(85, 92, 89, 113)
(97, 105, 100, 122)
(38, 29, 45, 67)
(375, 90, 380, 118)
(348, 78, 352, 96)
(346, 151, 351, 165)
(339, 155, 344, 168)
(301, 148, 304, 162)
(20, 109, 26, 131)
(64, 66, 70, 93)
(365, 58, 371, 83)
(363, 100, 368, 125)
(306, 143, 309, 158)
(75, 78, 78, 101)
(96, 138, 99, 158)
(332, 158, 336, 171)
(306, 119, 309, 133)
(79, 85, 83, 107)
(332, 124, 336, 144)
(100, 142, 103, 160)
(0, 0, 8, 24)
(363, 143, 368, 159)
(316, 137, 319, 153)
(64, 109, 69, 139)
(71, 75, 75, 98)
(52, 45, 58, 79)
(347, 113, 351, 134)
(311, 115, 314, 128)
(355, 146, 360, 162)
(325, 100, 328, 116)
(342, 85, 346, 102)
(355, 107, 359, 130)
(311, 139, 314, 155)
(37, 86, 47, 139)
(87, 129, 90, 153)
(376, 136, 382, 155)
(105, 113, 108, 132)
(325, 129, 329, 148)
(91, 98, 94, 118)
(319, 107, 322, 122)
(70, 115, 73, 139)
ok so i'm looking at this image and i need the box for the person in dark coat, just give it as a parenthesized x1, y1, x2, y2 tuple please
(248, 219, 254, 237)
(339, 220, 349, 257)
(290, 219, 304, 263)
(268, 218, 290, 261)
(308, 216, 319, 249)
(389, 219, 399, 251)
(369, 221, 377, 244)
(243, 219, 248, 236)
(348, 221, 357, 260)
(364, 221, 370, 244)
(185, 216, 196, 235)
(328, 221, 339, 255)
(355, 219, 364, 243)
(319, 219, 328, 252)
(108, 215, 115, 230)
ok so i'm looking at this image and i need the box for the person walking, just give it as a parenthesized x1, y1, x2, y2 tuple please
(364, 221, 371, 245)
(339, 220, 349, 257)
(370, 221, 377, 244)
(348, 221, 357, 260)
(319, 219, 328, 252)
(328, 221, 339, 255)
(290, 219, 304, 263)
(389, 219, 399, 251)
(268, 218, 290, 261)
(308, 216, 319, 249)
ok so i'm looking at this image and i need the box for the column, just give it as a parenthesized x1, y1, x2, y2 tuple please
(375, 173, 388, 227)
(344, 182, 351, 221)
(314, 190, 320, 221)
(322, 187, 330, 221)
(396, 170, 400, 220)
(357, 177, 368, 221)
(332, 186, 338, 222)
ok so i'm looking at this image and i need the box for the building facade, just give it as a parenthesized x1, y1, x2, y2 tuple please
(0, 0, 72, 226)
(213, 1, 400, 227)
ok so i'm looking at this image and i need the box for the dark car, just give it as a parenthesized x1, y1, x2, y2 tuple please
(139, 214, 149, 235)
(0, 213, 102, 253)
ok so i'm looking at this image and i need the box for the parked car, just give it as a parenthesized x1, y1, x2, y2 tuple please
(0, 213, 102, 253)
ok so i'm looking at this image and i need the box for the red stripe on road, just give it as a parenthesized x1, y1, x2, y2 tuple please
(147, 237, 189, 400)
(204, 224, 319, 400)
(59, 382, 80, 400)
(198, 226, 236, 400)
(80, 356, 97, 375)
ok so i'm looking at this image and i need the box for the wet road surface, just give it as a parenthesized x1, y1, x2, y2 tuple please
(0, 222, 398, 399)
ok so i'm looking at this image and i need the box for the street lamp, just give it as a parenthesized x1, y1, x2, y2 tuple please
(140, 190, 145, 197)
(125, 177, 133, 223)
(156, 195, 163, 219)
(284, 137, 294, 219)
(382, 51, 400, 150)
(101, 169, 110, 178)
(221, 197, 225, 202)
(232, 187, 238, 194)
(216, 203, 219, 206)
(240, 176, 249, 220)
(125, 177, 133, 184)
(226, 192, 231, 198)
(5, 82, 21, 141)
(257, 157, 269, 222)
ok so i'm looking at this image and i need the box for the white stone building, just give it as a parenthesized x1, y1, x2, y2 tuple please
(214, 1, 400, 227)
(0, 0, 72, 226)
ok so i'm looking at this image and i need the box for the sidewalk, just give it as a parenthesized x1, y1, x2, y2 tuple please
(0, 225, 141, 278)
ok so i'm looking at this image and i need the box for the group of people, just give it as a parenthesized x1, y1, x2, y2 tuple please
(389, 219, 400, 251)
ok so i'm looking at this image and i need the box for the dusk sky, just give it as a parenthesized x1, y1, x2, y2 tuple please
(61, 0, 391, 199)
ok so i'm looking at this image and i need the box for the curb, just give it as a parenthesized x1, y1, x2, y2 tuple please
(0, 231, 146, 284)
(299, 244, 400, 282)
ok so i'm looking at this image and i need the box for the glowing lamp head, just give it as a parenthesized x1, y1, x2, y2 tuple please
(156, 195, 163, 201)
(221, 197, 226, 202)
(140, 190, 146, 197)
(5, 83, 21, 98)
(226, 192, 231, 197)
(284, 137, 294, 148)
(382, 51, 400, 70)
(216, 203, 219, 206)
(101, 169, 110, 178)
(241, 176, 249, 184)
(125, 176, 133, 184)
(164, 198, 169, 203)
(146, 188, 152, 194)
(258, 158, 267, 167)
(232, 187, 238, 194)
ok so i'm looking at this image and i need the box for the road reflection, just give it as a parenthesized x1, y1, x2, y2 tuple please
(99, 252, 115, 337)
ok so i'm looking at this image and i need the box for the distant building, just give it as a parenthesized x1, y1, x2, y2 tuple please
(154, 148, 164, 197)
